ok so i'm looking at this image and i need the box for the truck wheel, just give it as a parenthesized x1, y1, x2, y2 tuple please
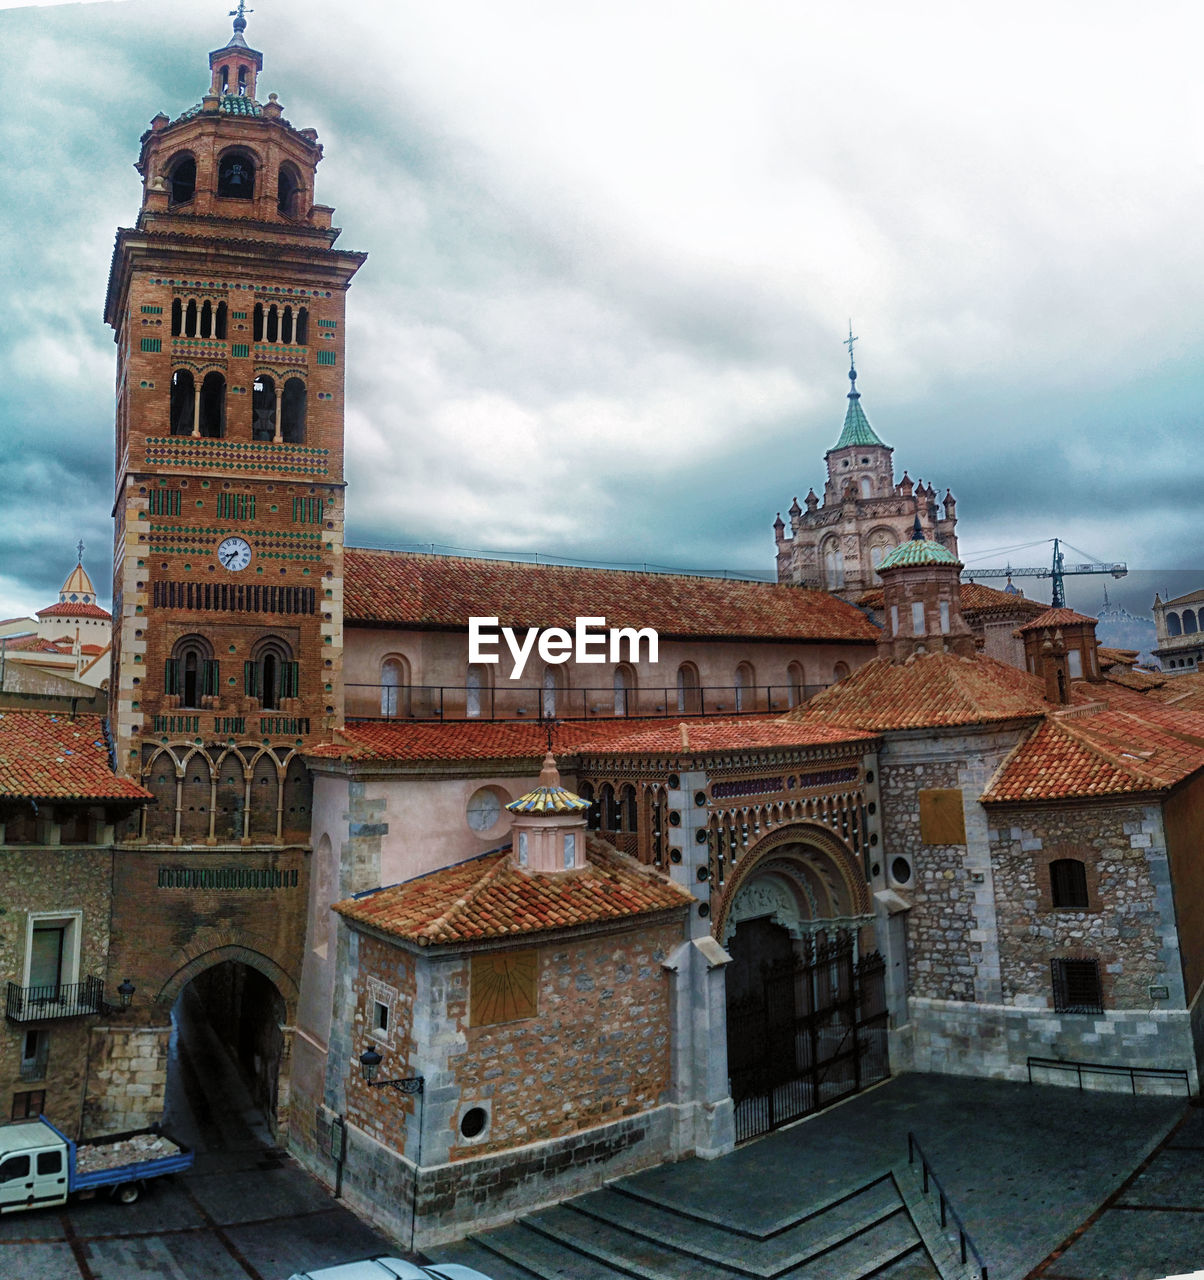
(112, 1182, 141, 1205)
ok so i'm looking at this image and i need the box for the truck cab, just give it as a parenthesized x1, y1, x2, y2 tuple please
(0, 1120, 69, 1213)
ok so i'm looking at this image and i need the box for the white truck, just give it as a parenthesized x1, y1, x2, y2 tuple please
(0, 1116, 194, 1212)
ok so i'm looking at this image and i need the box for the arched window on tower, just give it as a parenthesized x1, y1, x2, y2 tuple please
(787, 661, 806, 707)
(281, 306, 294, 345)
(170, 369, 195, 436)
(1167, 612, 1182, 637)
(167, 635, 216, 709)
(380, 655, 410, 717)
(198, 372, 226, 438)
(281, 378, 307, 443)
(247, 637, 296, 711)
(822, 537, 845, 589)
(613, 664, 635, 716)
(219, 64, 230, 93)
(168, 154, 196, 205)
(860, 476, 872, 498)
(466, 663, 488, 718)
(215, 301, 227, 340)
(171, 298, 182, 336)
(253, 303, 264, 342)
(184, 299, 198, 337)
(619, 783, 637, 833)
(1185, 609, 1198, 635)
(295, 307, 309, 345)
(237, 66, 248, 96)
(252, 376, 276, 440)
(200, 300, 213, 338)
(734, 661, 755, 712)
(676, 662, 701, 714)
(217, 150, 255, 199)
(278, 164, 303, 218)
(266, 305, 279, 343)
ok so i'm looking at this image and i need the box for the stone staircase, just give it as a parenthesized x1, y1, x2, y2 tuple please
(434, 1171, 947, 1279)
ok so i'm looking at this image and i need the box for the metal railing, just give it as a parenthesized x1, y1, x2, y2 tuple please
(907, 1132, 988, 1280)
(5, 977, 105, 1023)
(1027, 1055, 1192, 1096)
(346, 682, 831, 723)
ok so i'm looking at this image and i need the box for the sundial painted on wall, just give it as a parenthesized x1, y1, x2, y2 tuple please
(470, 949, 538, 1026)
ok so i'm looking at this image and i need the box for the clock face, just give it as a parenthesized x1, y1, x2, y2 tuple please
(217, 536, 252, 571)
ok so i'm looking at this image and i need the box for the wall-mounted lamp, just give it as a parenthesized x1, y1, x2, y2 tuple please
(117, 978, 136, 1010)
(358, 1046, 424, 1096)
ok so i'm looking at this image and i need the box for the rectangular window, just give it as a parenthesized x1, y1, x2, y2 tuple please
(1050, 859, 1090, 910)
(373, 1001, 389, 1035)
(10, 1091, 45, 1122)
(911, 601, 925, 633)
(316, 350, 336, 366)
(1052, 958, 1103, 1014)
(231, 342, 250, 358)
(918, 789, 966, 844)
(293, 497, 324, 523)
(317, 318, 337, 328)
(217, 492, 255, 520)
(563, 832, 576, 869)
(140, 305, 163, 315)
(36, 1150, 62, 1175)
(140, 337, 162, 353)
(231, 311, 248, 320)
(517, 831, 529, 867)
(1068, 649, 1083, 678)
(890, 605, 899, 636)
(147, 488, 182, 516)
(19, 1031, 48, 1083)
(939, 600, 950, 634)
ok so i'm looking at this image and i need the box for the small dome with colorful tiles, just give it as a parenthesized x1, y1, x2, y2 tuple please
(506, 752, 591, 815)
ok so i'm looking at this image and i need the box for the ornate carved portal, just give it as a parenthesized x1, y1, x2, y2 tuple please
(719, 834, 886, 1143)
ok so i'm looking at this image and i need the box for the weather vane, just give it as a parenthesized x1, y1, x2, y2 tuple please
(844, 320, 858, 372)
(229, 1, 253, 22)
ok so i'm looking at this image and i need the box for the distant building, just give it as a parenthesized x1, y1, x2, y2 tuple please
(774, 356, 958, 595)
(1152, 588, 1204, 674)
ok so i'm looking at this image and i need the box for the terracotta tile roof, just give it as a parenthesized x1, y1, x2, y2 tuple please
(35, 602, 112, 621)
(1101, 664, 1168, 692)
(309, 717, 676, 764)
(1144, 672, 1204, 714)
(2, 635, 69, 654)
(855, 581, 1047, 621)
(0, 712, 150, 801)
(343, 548, 879, 642)
(790, 653, 1050, 732)
(1098, 646, 1141, 667)
(1015, 607, 1098, 634)
(576, 716, 877, 755)
(983, 689, 1204, 803)
(334, 836, 691, 945)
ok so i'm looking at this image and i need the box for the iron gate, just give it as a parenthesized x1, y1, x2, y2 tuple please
(727, 937, 889, 1143)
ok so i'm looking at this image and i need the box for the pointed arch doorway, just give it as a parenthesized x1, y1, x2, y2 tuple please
(719, 829, 889, 1142)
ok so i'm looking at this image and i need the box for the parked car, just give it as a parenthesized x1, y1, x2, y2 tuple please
(0, 1115, 194, 1213)
(288, 1261, 493, 1280)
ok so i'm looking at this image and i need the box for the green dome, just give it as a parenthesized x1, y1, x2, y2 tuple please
(878, 538, 959, 570)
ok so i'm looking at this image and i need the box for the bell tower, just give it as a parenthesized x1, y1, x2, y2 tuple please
(104, 11, 365, 818)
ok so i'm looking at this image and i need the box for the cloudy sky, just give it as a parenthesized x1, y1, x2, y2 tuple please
(1, 0, 1200, 619)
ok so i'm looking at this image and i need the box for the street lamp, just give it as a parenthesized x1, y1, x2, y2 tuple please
(358, 1046, 424, 1095)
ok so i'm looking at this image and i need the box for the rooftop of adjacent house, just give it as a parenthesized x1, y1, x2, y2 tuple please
(1015, 607, 1100, 634)
(856, 581, 1049, 622)
(334, 835, 692, 946)
(0, 712, 150, 802)
(310, 714, 876, 766)
(36, 601, 111, 622)
(789, 651, 1051, 732)
(342, 549, 880, 642)
(983, 685, 1204, 803)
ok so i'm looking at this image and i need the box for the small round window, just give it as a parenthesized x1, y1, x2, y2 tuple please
(466, 788, 502, 833)
(891, 857, 913, 885)
(459, 1106, 488, 1140)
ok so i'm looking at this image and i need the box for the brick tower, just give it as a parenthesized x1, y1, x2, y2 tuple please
(104, 10, 365, 815)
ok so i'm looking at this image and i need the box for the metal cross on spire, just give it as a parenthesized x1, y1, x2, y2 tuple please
(844, 321, 858, 374)
(76, 539, 85, 564)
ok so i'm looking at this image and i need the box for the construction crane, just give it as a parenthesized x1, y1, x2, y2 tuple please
(962, 538, 1127, 608)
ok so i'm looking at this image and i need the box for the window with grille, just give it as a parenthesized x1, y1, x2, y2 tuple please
(1051, 958, 1103, 1014)
(10, 1090, 45, 1121)
(217, 492, 255, 520)
(1050, 859, 1089, 910)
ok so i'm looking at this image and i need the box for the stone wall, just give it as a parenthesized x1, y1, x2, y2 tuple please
(82, 1023, 172, 1137)
(0, 843, 114, 1137)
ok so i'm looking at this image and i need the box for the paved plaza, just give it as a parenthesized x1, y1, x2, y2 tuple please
(1, 1034, 1200, 1280)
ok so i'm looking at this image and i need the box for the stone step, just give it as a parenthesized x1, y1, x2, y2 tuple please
(867, 1249, 943, 1280)
(576, 1176, 905, 1270)
(518, 1198, 925, 1280)
(466, 1219, 637, 1280)
(431, 1235, 547, 1280)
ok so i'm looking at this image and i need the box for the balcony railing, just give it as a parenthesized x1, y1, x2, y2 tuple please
(346, 682, 833, 723)
(5, 976, 105, 1024)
